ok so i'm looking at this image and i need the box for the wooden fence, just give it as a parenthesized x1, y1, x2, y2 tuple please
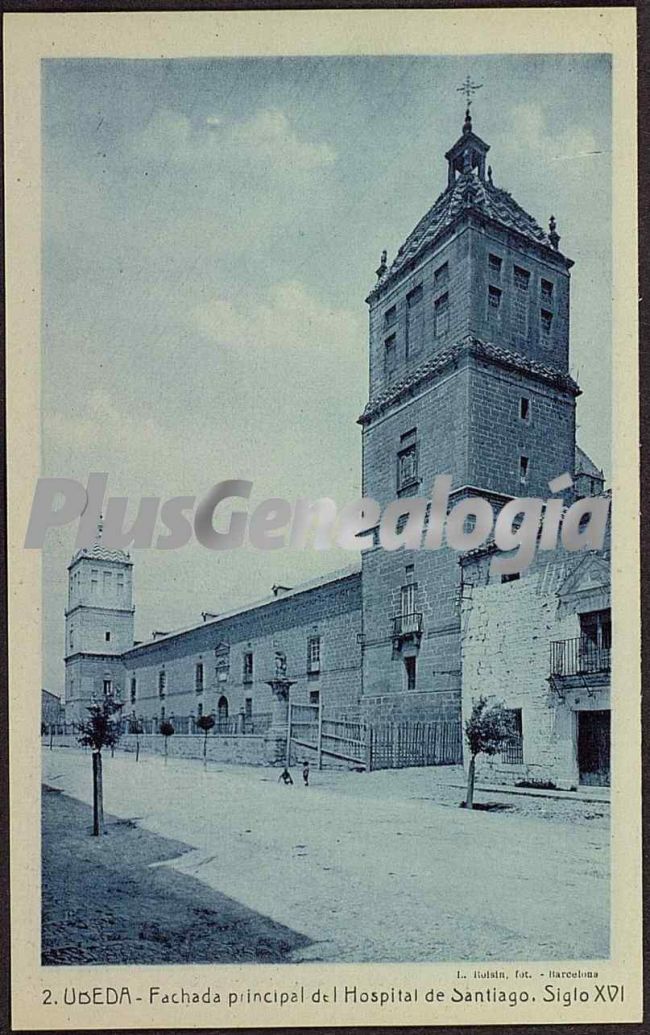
(287, 704, 462, 771)
(367, 720, 462, 769)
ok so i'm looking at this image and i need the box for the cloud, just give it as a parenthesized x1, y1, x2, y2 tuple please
(232, 109, 336, 169)
(133, 106, 335, 172)
(191, 280, 362, 354)
(508, 103, 599, 162)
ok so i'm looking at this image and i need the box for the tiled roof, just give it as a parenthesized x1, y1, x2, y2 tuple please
(358, 335, 580, 425)
(575, 444, 604, 479)
(374, 170, 560, 293)
(71, 541, 131, 565)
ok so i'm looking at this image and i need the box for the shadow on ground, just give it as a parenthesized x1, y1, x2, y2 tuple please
(42, 785, 311, 965)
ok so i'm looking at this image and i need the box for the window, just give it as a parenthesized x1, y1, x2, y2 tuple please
(487, 285, 501, 322)
(197, 702, 203, 718)
(401, 582, 417, 617)
(103, 571, 112, 594)
(195, 662, 204, 692)
(158, 669, 166, 698)
(519, 455, 529, 484)
(513, 266, 530, 341)
(309, 689, 320, 706)
(397, 429, 418, 493)
(488, 253, 502, 277)
(307, 636, 321, 674)
(514, 266, 530, 291)
(103, 679, 112, 698)
(243, 652, 253, 683)
(215, 642, 230, 682)
(105, 631, 111, 642)
(160, 706, 166, 721)
(502, 709, 523, 763)
(540, 309, 553, 342)
(434, 261, 449, 289)
(69, 624, 74, 651)
(406, 284, 424, 357)
(130, 677, 137, 704)
(541, 278, 554, 304)
(384, 304, 397, 328)
(434, 292, 449, 337)
(580, 609, 611, 650)
(91, 570, 98, 596)
(384, 334, 397, 377)
(244, 697, 253, 719)
(116, 573, 124, 595)
(404, 655, 417, 691)
(519, 397, 530, 421)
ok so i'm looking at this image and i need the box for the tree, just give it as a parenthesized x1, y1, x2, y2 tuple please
(130, 717, 144, 763)
(464, 696, 517, 809)
(196, 713, 216, 764)
(160, 719, 175, 763)
(77, 697, 123, 835)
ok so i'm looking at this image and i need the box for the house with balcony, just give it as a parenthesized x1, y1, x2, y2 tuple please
(460, 546, 611, 789)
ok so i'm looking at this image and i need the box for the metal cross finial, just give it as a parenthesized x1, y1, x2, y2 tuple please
(457, 75, 483, 108)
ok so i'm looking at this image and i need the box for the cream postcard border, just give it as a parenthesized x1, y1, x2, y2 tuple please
(5, 7, 641, 1030)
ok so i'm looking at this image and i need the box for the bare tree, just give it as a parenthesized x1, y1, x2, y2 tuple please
(464, 695, 517, 809)
(77, 698, 123, 835)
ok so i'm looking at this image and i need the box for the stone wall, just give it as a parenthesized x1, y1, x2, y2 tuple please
(43, 732, 268, 766)
(460, 552, 610, 788)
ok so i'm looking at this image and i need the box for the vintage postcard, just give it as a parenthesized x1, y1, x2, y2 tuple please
(5, 7, 642, 1030)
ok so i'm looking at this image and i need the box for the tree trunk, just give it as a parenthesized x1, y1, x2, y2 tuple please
(92, 751, 104, 835)
(203, 733, 208, 764)
(49, 726, 53, 750)
(466, 754, 476, 809)
(164, 736, 168, 764)
(135, 736, 140, 763)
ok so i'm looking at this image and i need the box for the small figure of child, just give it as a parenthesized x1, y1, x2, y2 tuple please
(302, 760, 310, 787)
(278, 767, 293, 785)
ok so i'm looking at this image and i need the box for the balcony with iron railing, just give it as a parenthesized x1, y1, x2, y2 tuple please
(550, 636, 611, 678)
(392, 612, 423, 638)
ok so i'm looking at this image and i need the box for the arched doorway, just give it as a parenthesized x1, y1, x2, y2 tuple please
(217, 696, 229, 724)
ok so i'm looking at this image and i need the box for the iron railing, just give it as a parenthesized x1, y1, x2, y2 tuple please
(550, 636, 611, 677)
(392, 612, 423, 637)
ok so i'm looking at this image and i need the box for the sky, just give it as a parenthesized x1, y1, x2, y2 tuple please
(41, 53, 612, 694)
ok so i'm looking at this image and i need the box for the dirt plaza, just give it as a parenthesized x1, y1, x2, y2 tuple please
(42, 748, 609, 965)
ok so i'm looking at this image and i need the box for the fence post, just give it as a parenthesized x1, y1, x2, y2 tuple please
(317, 701, 323, 770)
(285, 701, 292, 766)
(365, 725, 372, 772)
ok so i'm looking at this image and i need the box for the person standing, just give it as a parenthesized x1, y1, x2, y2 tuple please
(302, 760, 310, 787)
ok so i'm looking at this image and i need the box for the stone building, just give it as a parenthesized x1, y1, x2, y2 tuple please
(62, 108, 610, 783)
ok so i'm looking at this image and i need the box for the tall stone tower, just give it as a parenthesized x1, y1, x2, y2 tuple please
(64, 522, 134, 723)
(359, 105, 580, 723)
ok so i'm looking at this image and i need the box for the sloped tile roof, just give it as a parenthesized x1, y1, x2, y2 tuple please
(358, 335, 580, 425)
(375, 170, 558, 291)
(71, 540, 131, 565)
(575, 444, 604, 479)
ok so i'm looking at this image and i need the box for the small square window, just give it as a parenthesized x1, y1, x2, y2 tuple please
(514, 266, 530, 291)
(243, 652, 253, 682)
(434, 261, 449, 288)
(384, 334, 396, 376)
(397, 431, 418, 492)
(540, 309, 553, 340)
(384, 304, 397, 327)
(308, 636, 321, 673)
(105, 631, 111, 642)
(434, 292, 449, 337)
(541, 278, 554, 303)
(519, 456, 530, 483)
(488, 253, 502, 276)
(487, 285, 501, 320)
(519, 397, 530, 421)
(309, 689, 320, 706)
(406, 284, 423, 307)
